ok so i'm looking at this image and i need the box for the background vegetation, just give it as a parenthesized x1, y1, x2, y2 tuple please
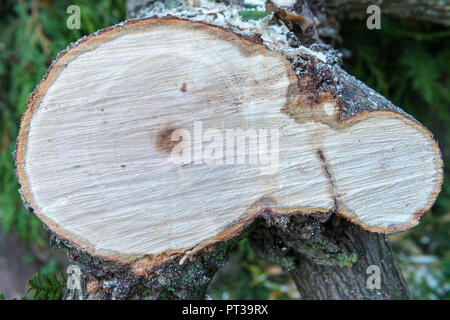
(0, 0, 448, 299)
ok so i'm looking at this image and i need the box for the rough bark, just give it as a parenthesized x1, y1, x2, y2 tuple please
(290, 220, 410, 300)
(127, 0, 450, 26)
(323, 0, 450, 26)
(52, 229, 235, 300)
(249, 215, 410, 299)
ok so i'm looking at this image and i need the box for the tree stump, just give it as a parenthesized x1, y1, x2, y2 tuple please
(14, 0, 443, 299)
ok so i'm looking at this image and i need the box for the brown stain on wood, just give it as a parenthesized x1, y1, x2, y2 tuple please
(155, 127, 183, 154)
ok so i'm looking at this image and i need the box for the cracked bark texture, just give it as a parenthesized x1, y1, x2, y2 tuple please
(52, 227, 236, 300)
(289, 218, 410, 300)
(249, 215, 410, 299)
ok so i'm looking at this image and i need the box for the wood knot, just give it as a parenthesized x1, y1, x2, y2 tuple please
(155, 127, 183, 153)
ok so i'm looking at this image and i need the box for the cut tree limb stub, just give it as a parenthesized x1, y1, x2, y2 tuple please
(15, 18, 443, 270)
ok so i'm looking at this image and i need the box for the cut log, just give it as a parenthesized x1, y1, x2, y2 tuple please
(15, 18, 443, 266)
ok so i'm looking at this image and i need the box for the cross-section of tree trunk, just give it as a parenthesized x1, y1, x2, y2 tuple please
(14, 1, 444, 299)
